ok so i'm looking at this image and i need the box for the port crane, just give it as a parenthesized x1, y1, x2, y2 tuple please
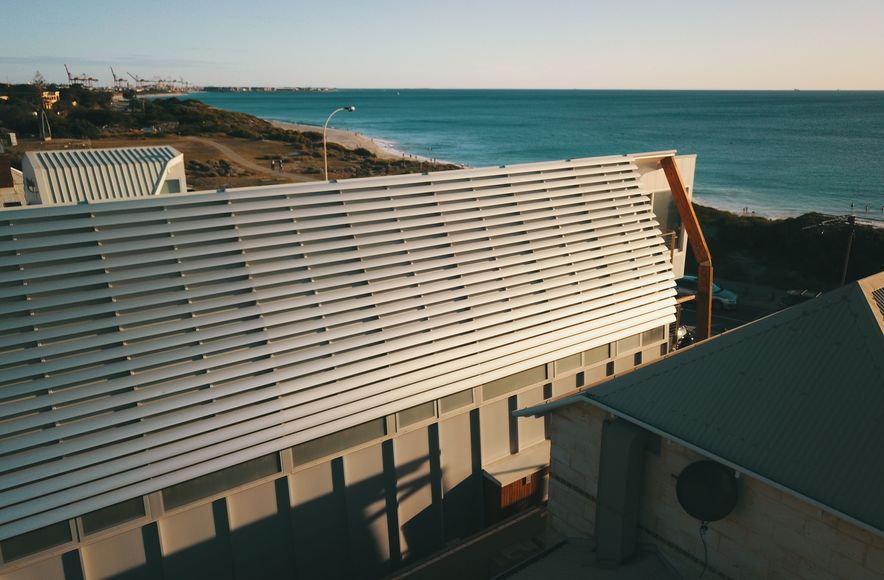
(64, 64, 97, 88)
(153, 77, 176, 91)
(109, 67, 128, 91)
(127, 72, 153, 91)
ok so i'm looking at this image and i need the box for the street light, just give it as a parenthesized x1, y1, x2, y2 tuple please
(323, 106, 356, 181)
(32, 110, 52, 141)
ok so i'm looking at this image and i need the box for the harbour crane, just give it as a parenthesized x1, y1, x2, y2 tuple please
(64, 64, 97, 88)
(64, 64, 84, 86)
(127, 72, 152, 91)
(110, 67, 128, 91)
(154, 77, 176, 91)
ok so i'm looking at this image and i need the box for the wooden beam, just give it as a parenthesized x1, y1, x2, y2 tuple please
(660, 156, 713, 341)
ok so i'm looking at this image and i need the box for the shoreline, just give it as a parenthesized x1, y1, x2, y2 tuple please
(270, 120, 440, 163)
(693, 194, 884, 228)
(273, 120, 879, 226)
(205, 103, 878, 227)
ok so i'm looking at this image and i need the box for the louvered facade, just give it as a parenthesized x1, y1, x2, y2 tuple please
(0, 152, 693, 576)
(21, 146, 186, 205)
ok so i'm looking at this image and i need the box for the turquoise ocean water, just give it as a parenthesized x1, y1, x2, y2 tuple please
(188, 90, 884, 222)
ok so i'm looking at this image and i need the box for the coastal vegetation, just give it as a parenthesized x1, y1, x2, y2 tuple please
(0, 84, 458, 187)
(2, 83, 880, 290)
(693, 205, 883, 290)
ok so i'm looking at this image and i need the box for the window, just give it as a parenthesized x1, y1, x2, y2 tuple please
(583, 344, 609, 366)
(439, 389, 473, 414)
(616, 334, 641, 353)
(291, 419, 387, 466)
(0, 521, 71, 562)
(641, 326, 665, 345)
(482, 365, 547, 401)
(160, 179, 181, 194)
(555, 353, 581, 375)
(81, 497, 146, 535)
(162, 453, 280, 510)
(652, 190, 681, 244)
(398, 401, 436, 428)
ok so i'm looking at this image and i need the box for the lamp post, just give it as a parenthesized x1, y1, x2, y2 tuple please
(323, 106, 356, 181)
(32, 110, 52, 141)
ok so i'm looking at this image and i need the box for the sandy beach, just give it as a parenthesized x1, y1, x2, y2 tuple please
(270, 120, 402, 160)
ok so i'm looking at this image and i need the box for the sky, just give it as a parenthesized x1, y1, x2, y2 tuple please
(2, 0, 883, 89)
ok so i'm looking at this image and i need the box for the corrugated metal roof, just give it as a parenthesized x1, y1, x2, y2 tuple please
(583, 271, 884, 533)
(0, 152, 680, 540)
(23, 145, 180, 204)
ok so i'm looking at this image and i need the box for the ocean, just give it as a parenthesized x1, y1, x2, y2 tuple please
(188, 90, 884, 222)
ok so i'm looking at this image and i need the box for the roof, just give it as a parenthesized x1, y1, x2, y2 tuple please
(0, 152, 681, 540)
(22, 145, 182, 204)
(582, 271, 884, 535)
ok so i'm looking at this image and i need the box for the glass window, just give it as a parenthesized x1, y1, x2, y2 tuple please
(583, 344, 609, 366)
(0, 521, 71, 562)
(555, 353, 581, 375)
(652, 190, 680, 241)
(439, 389, 473, 414)
(616, 334, 641, 353)
(398, 401, 436, 428)
(641, 326, 665, 345)
(81, 497, 146, 535)
(162, 453, 280, 510)
(291, 419, 387, 467)
(160, 179, 181, 194)
(482, 365, 547, 401)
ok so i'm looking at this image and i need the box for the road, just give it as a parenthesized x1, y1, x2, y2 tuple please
(677, 277, 790, 335)
(180, 136, 315, 183)
(678, 303, 771, 335)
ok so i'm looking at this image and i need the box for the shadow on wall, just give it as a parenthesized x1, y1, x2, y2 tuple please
(76, 422, 485, 580)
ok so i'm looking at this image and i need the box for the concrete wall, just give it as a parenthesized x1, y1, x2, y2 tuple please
(547, 403, 884, 580)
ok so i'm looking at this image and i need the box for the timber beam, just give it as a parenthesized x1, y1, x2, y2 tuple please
(660, 156, 713, 341)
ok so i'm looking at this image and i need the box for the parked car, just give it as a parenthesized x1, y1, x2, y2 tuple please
(675, 275, 738, 310)
(779, 289, 822, 309)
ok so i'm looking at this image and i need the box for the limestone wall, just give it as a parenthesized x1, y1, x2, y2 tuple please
(547, 403, 884, 580)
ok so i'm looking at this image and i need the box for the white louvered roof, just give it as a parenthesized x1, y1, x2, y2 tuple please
(23, 146, 181, 204)
(0, 153, 680, 540)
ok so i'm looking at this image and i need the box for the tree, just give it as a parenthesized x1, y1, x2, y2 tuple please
(33, 71, 45, 88)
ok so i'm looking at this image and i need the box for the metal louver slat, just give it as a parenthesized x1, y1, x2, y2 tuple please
(0, 152, 681, 541)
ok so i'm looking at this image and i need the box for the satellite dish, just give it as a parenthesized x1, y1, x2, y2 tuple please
(676, 460, 738, 522)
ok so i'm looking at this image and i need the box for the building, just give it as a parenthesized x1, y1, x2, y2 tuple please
(41, 92, 60, 111)
(21, 146, 187, 206)
(518, 271, 884, 579)
(0, 157, 25, 207)
(0, 152, 695, 580)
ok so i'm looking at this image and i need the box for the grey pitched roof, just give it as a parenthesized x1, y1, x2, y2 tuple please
(583, 272, 884, 534)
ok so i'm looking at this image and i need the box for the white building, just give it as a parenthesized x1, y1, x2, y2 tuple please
(0, 151, 694, 579)
(21, 146, 187, 205)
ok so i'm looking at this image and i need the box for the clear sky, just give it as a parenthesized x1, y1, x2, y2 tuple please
(2, 0, 883, 89)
